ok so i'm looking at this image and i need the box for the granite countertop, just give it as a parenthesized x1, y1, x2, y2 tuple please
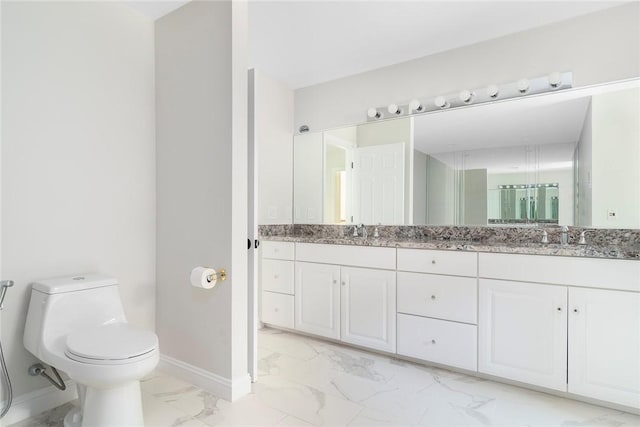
(259, 234, 640, 260)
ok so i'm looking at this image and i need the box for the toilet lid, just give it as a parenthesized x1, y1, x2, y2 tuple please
(66, 323, 158, 362)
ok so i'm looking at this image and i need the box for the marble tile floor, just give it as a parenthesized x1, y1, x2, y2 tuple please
(10, 327, 640, 427)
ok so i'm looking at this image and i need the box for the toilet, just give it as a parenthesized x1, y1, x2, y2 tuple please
(23, 274, 159, 427)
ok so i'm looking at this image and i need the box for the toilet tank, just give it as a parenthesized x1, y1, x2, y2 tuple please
(24, 274, 127, 358)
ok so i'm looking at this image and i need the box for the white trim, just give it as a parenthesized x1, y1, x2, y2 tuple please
(1, 380, 77, 426)
(157, 354, 251, 402)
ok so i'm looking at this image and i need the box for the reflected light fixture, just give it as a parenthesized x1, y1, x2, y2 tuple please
(367, 107, 382, 119)
(388, 104, 402, 115)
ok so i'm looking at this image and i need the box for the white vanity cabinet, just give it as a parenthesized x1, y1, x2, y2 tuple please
(294, 261, 341, 339)
(396, 249, 478, 371)
(341, 266, 396, 352)
(478, 253, 640, 409)
(568, 287, 640, 408)
(293, 243, 397, 349)
(261, 241, 295, 329)
(478, 279, 568, 391)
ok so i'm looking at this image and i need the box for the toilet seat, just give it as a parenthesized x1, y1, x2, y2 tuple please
(65, 323, 158, 365)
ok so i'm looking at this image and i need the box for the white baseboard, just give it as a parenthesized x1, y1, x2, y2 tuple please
(1, 380, 77, 426)
(157, 354, 250, 402)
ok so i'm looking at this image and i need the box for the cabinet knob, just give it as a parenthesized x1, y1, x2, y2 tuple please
(573, 308, 579, 313)
(274, 308, 279, 312)
(332, 279, 337, 284)
(431, 260, 436, 264)
(431, 295, 436, 300)
(341, 281, 346, 286)
(556, 307, 562, 312)
(431, 339, 436, 344)
(274, 275, 279, 279)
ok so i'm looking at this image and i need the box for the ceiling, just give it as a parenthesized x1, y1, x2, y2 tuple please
(414, 93, 591, 172)
(126, 1, 624, 90)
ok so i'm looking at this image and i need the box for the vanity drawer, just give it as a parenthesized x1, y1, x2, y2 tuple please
(261, 241, 295, 260)
(261, 291, 294, 328)
(261, 259, 294, 295)
(397, 248, 477, 277)
(397, 313, 477, 371)
(479, 253, 640, 292)
(397, 272, 477, 324)
(296, 243, 396, 270)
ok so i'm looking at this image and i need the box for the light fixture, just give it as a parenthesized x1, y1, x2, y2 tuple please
(548, 72, 562, 88)
(459, 90, 473, 103)
(434, 96, 449, 109)
(487, 84, 499, 98)
(367, 108, 382, 119)
(388, 104, 402, 115)
(517, 78, 530, 93)
(409, 99, 423, 112)
(299, 125, 309, 133)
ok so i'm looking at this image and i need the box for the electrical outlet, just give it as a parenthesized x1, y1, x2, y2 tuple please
(607, 209, 617, 220)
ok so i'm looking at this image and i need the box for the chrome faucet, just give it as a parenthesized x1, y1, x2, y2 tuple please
(358, 224, 368, 239)
(578, 230, 596, 245)
(540, 229, 548, 244)
(561, 225, 569, 245)
(352, 225, 359, 237)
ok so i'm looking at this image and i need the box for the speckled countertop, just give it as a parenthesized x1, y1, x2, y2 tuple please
(259, 225, 640, 260)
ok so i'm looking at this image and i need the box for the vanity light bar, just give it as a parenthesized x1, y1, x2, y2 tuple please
(498, 183, 559, 189)
(366, 72, 573, 122)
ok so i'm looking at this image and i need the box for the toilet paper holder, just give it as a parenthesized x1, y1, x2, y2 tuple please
(207, 268, 227, 283)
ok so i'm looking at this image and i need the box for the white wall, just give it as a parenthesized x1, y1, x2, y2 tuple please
(295, 3, 640, 131)
(254, 70, 294, 225)
(576, 101, 593, 227)
(1, 1, 155, 400)
(591, 87, 640, 228)
(155, 0, 249, 400)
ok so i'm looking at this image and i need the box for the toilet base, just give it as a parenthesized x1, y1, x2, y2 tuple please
(77, 381, 144, 427)
(63, 406, 82, 427)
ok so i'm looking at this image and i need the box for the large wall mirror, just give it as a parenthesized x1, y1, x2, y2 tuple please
(293, 80, 640, 228)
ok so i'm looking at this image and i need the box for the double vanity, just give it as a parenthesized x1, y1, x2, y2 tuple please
(258, 228, 640, 413)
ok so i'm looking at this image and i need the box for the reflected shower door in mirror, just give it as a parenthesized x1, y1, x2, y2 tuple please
(290, 81, 639, 228)
(294, 118, 413, 225)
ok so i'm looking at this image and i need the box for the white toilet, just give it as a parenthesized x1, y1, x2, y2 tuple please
(24, 274, 159, 427)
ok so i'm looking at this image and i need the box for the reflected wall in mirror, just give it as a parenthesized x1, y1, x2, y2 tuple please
(294, 118, 412, 225)
(292, 81, 640, 228)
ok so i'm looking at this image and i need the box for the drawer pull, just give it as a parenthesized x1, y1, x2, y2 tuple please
(431, 260, 436, 264)
(333, 280, 337, 284)
(431, 339, 436, 344)
(341, 281, 346, 286)
(431, 295, 436, 300)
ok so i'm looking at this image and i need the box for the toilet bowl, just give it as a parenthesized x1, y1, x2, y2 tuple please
(24, 274, 159, 427)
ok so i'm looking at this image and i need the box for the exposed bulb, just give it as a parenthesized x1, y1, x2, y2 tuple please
(548, 72, 562, 88)
(367, 108, 381, 119)
(517, 78, 530, 93)
(409, 99, 423, 113)
(388, 104, 402, 115)
(459, 90, 473, 103)
(487, 84, 499, 98)
(434, 96, 449, 109)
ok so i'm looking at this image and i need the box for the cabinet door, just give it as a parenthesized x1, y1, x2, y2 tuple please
(568, 288, 640, 409)
(340, 267, 396, 352)
(479, 279, 567, 391)
(294, 262, 340, 339)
